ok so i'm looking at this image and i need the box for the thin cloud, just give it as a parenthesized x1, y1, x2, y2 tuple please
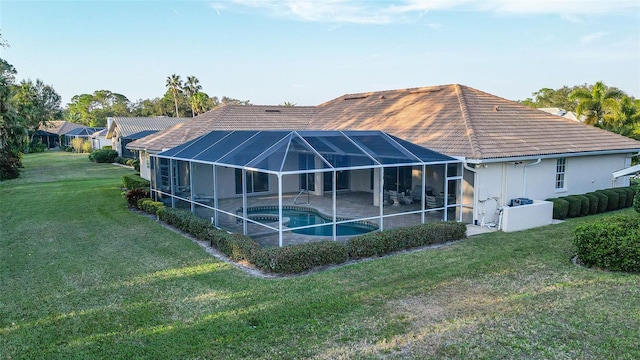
(221, 0, 640, 24)
(580, 32, 607, 45)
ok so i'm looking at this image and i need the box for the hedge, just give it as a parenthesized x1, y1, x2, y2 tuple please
(153, 207, 467, 274)
(611, 188, 628, 210)
(89, 149, 118, 163)
(583, 193, 599, 215)
(123, 174, 150, 190)
(546, 198, 569, 219)
(574, 214, 640, 272)
(571, 195, 590, 217)
(590, 191, 609, 213)
(561, 196, 582, 218)
(623, 186, 635, 208)
(137, 198, 165, 215)
(600, 189, 619, 211)
(346, 222, 467, 259)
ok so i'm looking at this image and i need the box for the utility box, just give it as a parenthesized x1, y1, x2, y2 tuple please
(511, 197, 533, 206)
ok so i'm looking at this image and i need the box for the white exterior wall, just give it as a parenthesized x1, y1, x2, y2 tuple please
(470, 153, 633, 225)
(139, 152, 151, 180)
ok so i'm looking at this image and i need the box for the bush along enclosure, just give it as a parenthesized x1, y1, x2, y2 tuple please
(136, 205, 467, 275)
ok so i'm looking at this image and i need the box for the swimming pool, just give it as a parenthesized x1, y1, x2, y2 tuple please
(246, 206, 378, 236)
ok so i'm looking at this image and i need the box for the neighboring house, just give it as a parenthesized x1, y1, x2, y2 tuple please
(32, 121, 86, 148)
(538, 107, 584, 122)
(106, 117, 189, 158)
(90, 129, 110, 150)
(128, 84, 640, 231)
(64, 127, 104, 147)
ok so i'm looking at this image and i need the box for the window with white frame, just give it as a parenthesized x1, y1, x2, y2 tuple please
(555, 158, 566, 190)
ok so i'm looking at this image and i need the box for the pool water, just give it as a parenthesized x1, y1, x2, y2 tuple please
(247, 207, 378, 236)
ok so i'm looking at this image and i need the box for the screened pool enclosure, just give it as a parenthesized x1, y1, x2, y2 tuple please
(150, 130, 464, 247)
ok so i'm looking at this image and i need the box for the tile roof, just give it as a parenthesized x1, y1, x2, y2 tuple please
(127, 106, 315, 152)
(106, 117, 189, 139)
(311, 85, 640, 160)
(40, 121, 87, 135)
(126, 85, 640, 160)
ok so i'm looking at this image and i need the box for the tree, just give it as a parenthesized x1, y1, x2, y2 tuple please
(12, 79, 62, 146)
(0, 57, 21, 151)
(165, 74, 183, 117)
(280, 101, 296, 107)
(520, 85, 585, 111)
(184, 76, 202, 117)
(569, 81, 624, 126)
(191, 92, 212, 115)
(66, 90, 131, 126)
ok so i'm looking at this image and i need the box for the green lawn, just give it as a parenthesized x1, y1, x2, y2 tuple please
(1, 152, 639, 359)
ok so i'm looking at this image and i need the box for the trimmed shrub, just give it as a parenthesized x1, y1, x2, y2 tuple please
(635, 187, 640, 214)
(89, 149, 118, 163)
(122, 174, 150, 190)
(546, 198, 569, 219)
(611, 188, 627, 210)
(114, 156, 125, 164)
(618, 186, 635, 208)
(574, 214, 640, 272)
(571, 195, 590, 217)
(265, 241, 348, 274)
(591, 191, 609, 213)
(560, 196, 581, 218)
(132, 159, 140, 172)
(125, 159, 134, 166)
(137, 197, 153, 209)
(102, 145, 112, 150)
(346, 222, 466, 259)
(583, 193, 599, 215)
(156, 207, 467, 274)
(0, 149, 22, 180)
(600, 189, 619, 211)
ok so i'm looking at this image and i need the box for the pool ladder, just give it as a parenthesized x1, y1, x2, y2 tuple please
(293, 189, 310, 205)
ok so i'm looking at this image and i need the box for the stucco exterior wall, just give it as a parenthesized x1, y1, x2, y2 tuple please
(470, 153, 633, 225)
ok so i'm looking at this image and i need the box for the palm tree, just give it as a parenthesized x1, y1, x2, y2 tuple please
(569, 81, 624, 126)
(165, 74, 183, 117)
(183, 76, 202, 117)
(191, 92, 211, 116)
(280, 101, 296, 107)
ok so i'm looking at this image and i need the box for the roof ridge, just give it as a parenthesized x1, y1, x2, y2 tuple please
(454, 84, 482, 159)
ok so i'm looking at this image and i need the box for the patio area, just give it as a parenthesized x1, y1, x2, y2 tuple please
(152, 130, 464, 247)
(181, 190, 460, 247)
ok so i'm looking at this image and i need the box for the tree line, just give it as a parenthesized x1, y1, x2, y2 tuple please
(520, 81, 640, 139)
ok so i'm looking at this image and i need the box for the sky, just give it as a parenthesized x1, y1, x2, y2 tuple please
(1, 0, 639, 107)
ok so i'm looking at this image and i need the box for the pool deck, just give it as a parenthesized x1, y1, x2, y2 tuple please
(191, 191, 461, 247)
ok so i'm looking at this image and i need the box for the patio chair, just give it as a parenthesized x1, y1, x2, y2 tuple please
(388, 190, 400, 206)
(398, 192, 413, 205)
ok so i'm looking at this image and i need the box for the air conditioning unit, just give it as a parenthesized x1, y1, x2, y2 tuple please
(511, 197, 533, 206)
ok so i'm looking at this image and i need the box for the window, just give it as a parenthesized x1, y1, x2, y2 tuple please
(555, 158, 566, 190)
(235, 169, 269, 194)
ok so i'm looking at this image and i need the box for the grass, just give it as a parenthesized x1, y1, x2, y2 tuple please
(1, 151, 639, 359)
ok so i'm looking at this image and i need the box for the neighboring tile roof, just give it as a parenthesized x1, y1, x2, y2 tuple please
(106, 117, 189, 139)
(127, 106, 315, 152)
(126, 85, 640, 160)
(39, 121, 86, 135)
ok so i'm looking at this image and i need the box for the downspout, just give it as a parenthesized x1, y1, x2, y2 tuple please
(463, 162, 478, 224)
(522, 159, 542, 198)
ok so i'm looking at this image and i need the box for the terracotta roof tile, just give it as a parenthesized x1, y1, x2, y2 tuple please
(127, 85, 640, 160)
